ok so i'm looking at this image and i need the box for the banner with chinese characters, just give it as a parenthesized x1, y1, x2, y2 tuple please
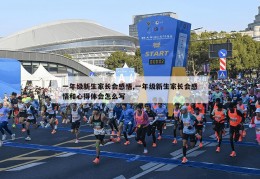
(52, 76, 209, 104)
(0, 58, 21, 98)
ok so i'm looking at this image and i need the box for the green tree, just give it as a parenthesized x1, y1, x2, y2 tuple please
(104, 51, 132, 70)
(188, 31, 260, 78)
(105, 49, 144, 75)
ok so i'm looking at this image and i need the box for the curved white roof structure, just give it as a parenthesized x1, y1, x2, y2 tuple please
(0, 19, 133, 50)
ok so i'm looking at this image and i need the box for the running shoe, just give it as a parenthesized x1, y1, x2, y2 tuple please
(12, 124, 16, 128)
(124, 141, 130, 145)
(137, 140, 143, 145)
(21, 128, 26, 132)
(45, 123, 50, 128)
(93, 157, 100, 164)
(157, 135, 162, 140)
(75, 139, 79, 144)
(40, 121, 45, 128)
(172, 139, 177, 144)
(230, 151, 236, 157)
(152, 143, 157, 147)
(25, 136, 31, 141)
(11, 134, 15, 141)
(216, 147, 220, 152)
(143, 148, 148, 154)
(2, 134, 6, 141)
(199, 142, 203, 148)
(181, 157, 188, 164)
(51, 130, 57, 134)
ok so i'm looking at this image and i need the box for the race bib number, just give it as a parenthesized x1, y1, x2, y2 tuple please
(230, 118, 237, 122)
(94, 128, 105, 135)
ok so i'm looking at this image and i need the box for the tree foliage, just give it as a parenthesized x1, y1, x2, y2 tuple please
(188, 32, 260, 77)
(105, 49, 143, 75)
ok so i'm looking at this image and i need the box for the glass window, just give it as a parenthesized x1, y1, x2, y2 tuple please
(49, 64, 57, 73)
(24, 65, 32, 74)
(30, 39, 136, 52)
(58, 65, 67, 73)
(67, 68, 73, 76)
(32, 63, 39, 73)
(23, 62, 31, 66)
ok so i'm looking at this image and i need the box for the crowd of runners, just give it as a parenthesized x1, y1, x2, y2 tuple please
(0, 78, 260, 164)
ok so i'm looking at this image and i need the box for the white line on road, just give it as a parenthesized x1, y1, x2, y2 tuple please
(6, 162, 45, 171)
(113, 175, 126, 179)
(55, 153, 76, 157)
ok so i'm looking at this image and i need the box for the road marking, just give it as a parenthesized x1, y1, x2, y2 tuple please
(113, 175, 126, 179)
(4, 142, 260, 176)
(205, 142, 218, 147)
(156, 164, 178, 171)
(130, 164, 165, 179)
(154, 142, 210, 172)
(11, 156, 47, 160)
(6, 162, 45, 171)
(140, 162, 158, 170)
(0, 134, 95, 171)
(187, 150, 206, 157)
(3, 137, 24, 142)
(56, 153, 76, 157)
(68, 139, 97, 143)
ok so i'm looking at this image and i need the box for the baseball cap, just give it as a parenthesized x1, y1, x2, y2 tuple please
(93, 106, 100, 111)
(181, 106, 187, 110)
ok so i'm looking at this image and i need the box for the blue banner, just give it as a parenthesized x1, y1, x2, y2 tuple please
(0, 58, 21, 98)
(137, 16, 178, 76)
(137, 16, 191, 103)
(173, 20, 191, 68)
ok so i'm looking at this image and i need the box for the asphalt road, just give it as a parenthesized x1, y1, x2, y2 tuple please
(0, 115, 260, 179)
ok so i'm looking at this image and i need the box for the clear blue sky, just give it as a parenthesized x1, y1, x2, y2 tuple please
(0, 0, 259, 37)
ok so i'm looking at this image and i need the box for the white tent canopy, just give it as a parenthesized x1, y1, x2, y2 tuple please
(32, 64, 62, 88)
(123, 63, 129, 68)
(79, 62, 114, 74)
(21, 65, 40, 88)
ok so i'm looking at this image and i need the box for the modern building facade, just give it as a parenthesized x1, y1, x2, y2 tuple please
(0, 19, 138, 68)
(129, 12, 178, 38)
(0, 50, 91, 76)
